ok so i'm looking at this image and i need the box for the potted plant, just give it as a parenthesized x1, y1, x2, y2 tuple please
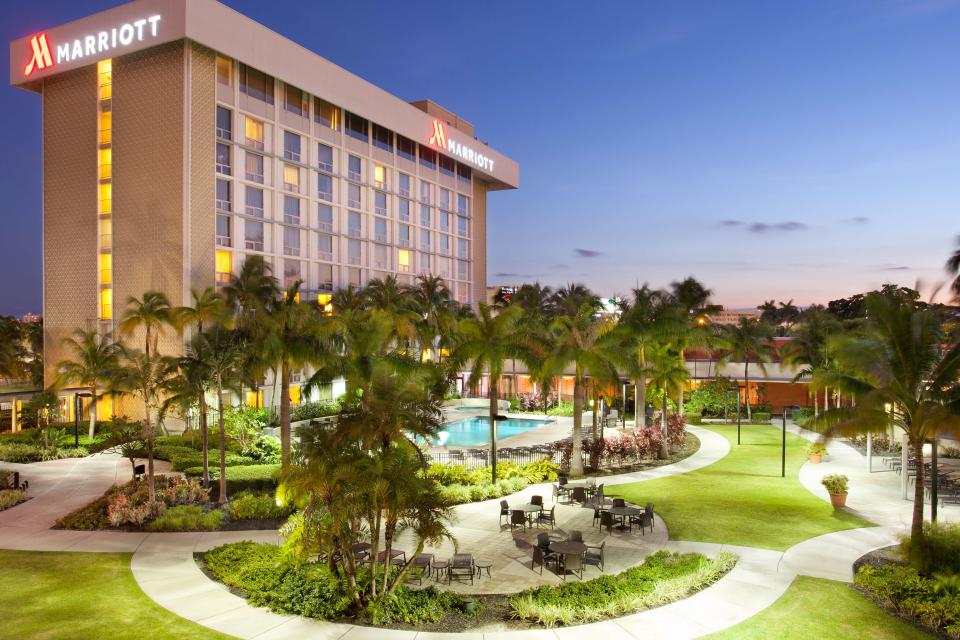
(808, 442, 828, 464)
(822, 474, 848, 508)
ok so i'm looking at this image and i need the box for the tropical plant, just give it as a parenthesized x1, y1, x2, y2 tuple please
(645, 343, 690, 458)
(718, 317, 774, 421)
(119, 290, 175, 358)
(54, 330, 122, 439)
(821, 474, 848, 494)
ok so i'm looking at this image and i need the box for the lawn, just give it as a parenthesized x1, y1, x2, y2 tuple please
(0, 550, 235, 640)
(704, 576, 933, 639)
(611, 424, 873, 550)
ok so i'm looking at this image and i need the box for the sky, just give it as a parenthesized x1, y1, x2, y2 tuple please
(2, 0, 959, 317)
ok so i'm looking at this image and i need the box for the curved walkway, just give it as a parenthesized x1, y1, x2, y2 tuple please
(0, 423, 939, 638)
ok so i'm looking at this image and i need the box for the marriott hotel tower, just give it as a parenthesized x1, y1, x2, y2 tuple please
(10, 0, 519, 388)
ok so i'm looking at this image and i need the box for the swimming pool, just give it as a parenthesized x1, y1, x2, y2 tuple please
(432, 417, 551, 448)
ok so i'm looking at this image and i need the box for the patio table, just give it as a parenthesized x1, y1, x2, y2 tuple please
(549, 540, 587, 573)
(608, 506, 643, 531)
(519, 503, 543, 527)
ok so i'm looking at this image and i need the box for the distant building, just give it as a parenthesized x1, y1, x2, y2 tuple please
(20, 313, 41, 323)
(709, 308, 761, 325)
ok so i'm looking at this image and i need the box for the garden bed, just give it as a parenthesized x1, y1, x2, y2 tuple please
(196, 542, 736, 631)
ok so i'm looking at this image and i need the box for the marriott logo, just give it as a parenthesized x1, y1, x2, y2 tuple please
(428, 120, 495, 173)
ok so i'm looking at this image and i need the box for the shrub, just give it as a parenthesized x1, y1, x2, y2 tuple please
(54, 494, 111, 530)
(686, 415, 703, 425)
(0, 489, 28, 511)
(368, 587, 468, 624)
(149, 505, 224, 531)
(107, 475, 210, 527)
(0, 442, 88, 463)
(187, 464, 282, 493)
(437, 484, 472, 505)
(243, 435, 281, 464)
(227, 492, 292, 520)
(751, 412, 771, 423)
(808, 442, 828, 456)
(685, 378, 738, 418)
(510, 550, 736, 626)
(901, 523, 960, 576)
(290, 400, 341, 422)
(157, 446, 254, 472)
(855, 563, 960, 638)
(821, 474, 848, 495)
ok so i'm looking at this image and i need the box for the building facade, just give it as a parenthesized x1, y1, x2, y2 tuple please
(10, 0, 519, 412)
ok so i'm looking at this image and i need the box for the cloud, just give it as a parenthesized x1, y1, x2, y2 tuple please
(843, 216, 870, 225)
(747, 221, 808, 233)
(719, 220, 742, 227)
(876, 264, 910, 271)
(574, 248, 603, 258)
(548, 263, 570, 270)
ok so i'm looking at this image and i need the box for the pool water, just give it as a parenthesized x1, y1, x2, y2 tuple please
(433, 417, 551, 447)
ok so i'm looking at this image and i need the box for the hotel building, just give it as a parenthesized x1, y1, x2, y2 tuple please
(9, 0, 519, 412)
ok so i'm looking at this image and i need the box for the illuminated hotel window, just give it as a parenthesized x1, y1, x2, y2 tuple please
(238, 63, 274, 104)
(245, 186, 263, 217)
(283, 164, 299, 191)
(98, 148, 112, 181)
(347, 155, 361, 182)
(216, 143, 231, 175)
(374, 191, 387, 216)
(317, 292, 333, 314)
(283, 130, 301, 162)
(289, 385, 302, 405)
(397, 136, 415, 162)
(216, 215, 232, 247)
(99, 253, 112, 285)
(216, 106, 232, 140)
(98, 183, 112, 215)
(284, 83, 307, 117)
(317, 174, 332, 201)
(314, 98, 339, 130)
(398, 249, 410, 273)
(374, 164, 386, 189)
(216, 179, 231, 211)
(283, 195, 301, 225)
(317, 204, 333, 232)
(245, 153, 264, 183)
(372, 124, 393, 152)
(419, 146, 437, 171)
(244, 117, 264, 150)
(97, 59, 112, 100)
(317, 144, 333, 172)
(244, 220, 264, 252)
(99, 218, 112, 250)
(344, 112, 368, 143)
(99, 110, 112, 146)
(439, 154, 455, 177)
(398, 173, 411, 197)
(215, 250, 232, 283)
(99, 288, 113, 320)
(215, 56, 232, 86)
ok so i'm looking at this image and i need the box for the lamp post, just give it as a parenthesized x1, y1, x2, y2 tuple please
(781, 407, 787, 478)
(736, 386, 742, 445)
(73, 394, 81, 447)
(932, 438, 939, 523)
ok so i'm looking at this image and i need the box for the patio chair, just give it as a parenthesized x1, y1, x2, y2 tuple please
(612, 498, 626, 508)
(538, 505, 557, 529)
(537, 532, 551, 551)
(645, 502, 654, 530)
(531, 545, 546, 575)
(630, 511, 652, 534)
(511, 509, 528, 530)
(571, 487, 587, 503)
(600, 510, 616, 533)
(561, 552, 584, 581)
(584, 541, 605, 572)
(569, 530, 583, 543)
(593, 506, 603, 528)
(449, 553, 475, 585)
(499, 500, 511, 526)
(552, 484, 562, 502)
(410, 553, 433, 585)
(531, 495, 544, 508)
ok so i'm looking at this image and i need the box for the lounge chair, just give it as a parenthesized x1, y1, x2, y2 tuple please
(449, 553, 475, 585)
(410, 553, 433, 585)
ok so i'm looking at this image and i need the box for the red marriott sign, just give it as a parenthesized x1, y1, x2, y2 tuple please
(24, 34, 53, 75)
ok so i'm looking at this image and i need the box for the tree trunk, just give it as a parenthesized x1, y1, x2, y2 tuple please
(813, 390, 819, 417)
(145, 400, 155, 504)
(280, 361, 291, 467)
(744, 362, 752, 422)
(217, 382, 227, 504)
(910, 438, 925, 548)
(570, 376, 585, 476)
(824, 387, 830, 411)
(199, 393, 209, 488)
(636, 376, 646, 429)
(659, 389, 669, 459)
(590, 387, 599, 469)
(489, 375, 499, 483)
(88, 385, 97, 440)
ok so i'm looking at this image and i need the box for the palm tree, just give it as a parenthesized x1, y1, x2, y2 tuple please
(54, 330, 122, 439)
(947, 235, 960, 299)
(512, 283, 555, 319)
(810, 292, 960, 546)
(0, 317, 21, 379)
(546, 303, 619, 476)
(451, 304, 525, 482)
(161, 335, 214, 486)
(618, 285, 671, 427)
(119, 291, 174, 358)
(645, 342, 690, 458)
(670, 276, 722, 317)
(364, 275, 419, 347)
(783, 306, 840, 416)
(719, 318, 774, 421)
(411, 274, 454, 362)
(175, 287, 226, 336)
(551, 283, 601, 318)
(197, 326, 243, 504)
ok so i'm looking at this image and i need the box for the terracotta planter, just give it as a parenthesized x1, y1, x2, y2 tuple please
(808, 454, 822, 464)
(829, 492, 847, 508)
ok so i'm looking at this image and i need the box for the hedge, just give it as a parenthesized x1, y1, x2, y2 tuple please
(184, 464, 281, 493)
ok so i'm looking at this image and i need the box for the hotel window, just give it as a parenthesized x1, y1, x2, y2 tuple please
(372, 124, 393, 152)
(98, 183, 112, 215)
(314, 98, 340, 130)
(374, 217, 387, 243)
(439, 212, 450, 232)
(457, 163, 472, 184)
(318, 233, 333, 261)
(458, 194, 469, 216)
(99, 109, 112, 145)
(215, 249, 232, 283)
(420, 252, 430, 273)
(420, 181, 431, 204)
(374, 164, 386, 190)
(419, 145, 437, 170)
(347, 183, 361, 210)
(216, 56, 232, 86)
(399, 198, 411, 222)
(439, 234, 450, 255)
(99, 288, 113, 320)
(283, 227, 300, 256)
(99, 218, 112, 250)
(244, 117, 264, 150)
(439, 154, 455, 177)
(437, 256, 450, 277)
(458, 238, 469, 259)
(398, 173, 411, 197)
(98, 148, 112, 181)
(238, 63, 274, 104)
(284, 83, 307, 116)
(317, 143, 333, 172)
(457, 259, 469, 281)
(347, 211, 361, 238)
(347, 155, 362, 182)
(318, 264, 334, 290)
(317, 203, 333, 232)
(420, 229, 431, 251)
(216, 143, 231, 175)
(374, 191, 387, 216)
(216, 178, 232, 211)
(216, 106, 232, 140)
(439, 188, 451, 211)
(245, 186, 263, 217)
(245, 153, 264, 183)
(283, 259, 301, 289)
(216, 214, 232, 247)
(397, 136, 415, 162)
(99, 253, 112, 286)
(283, 164, 299, 192)
(245, 220, 264, 251)
(458, 215, 469, 237)
(283, 131, 301, 162)
(347, 238, 361, 265)
(283, 195, 301, 225)
(317, 173, 333, 201)
(344, 111, 368, 142)
(348, 267, 361, 287)
(397, 248, 410, 273)
(374, 244, 389, 269)
(420, 205, 431, 228)
(398, 224, 410, 248)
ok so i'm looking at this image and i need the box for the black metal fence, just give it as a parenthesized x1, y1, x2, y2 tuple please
(425, 445, 564, 469)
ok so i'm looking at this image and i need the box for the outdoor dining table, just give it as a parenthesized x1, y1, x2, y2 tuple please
(608, 506, 643, 531)
(549, 540, 588, 573)
(519, 503, 543, 526)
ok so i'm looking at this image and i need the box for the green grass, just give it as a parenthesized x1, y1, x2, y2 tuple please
(611, 424, 873, 550)
(704, 576, 934, 639)
(0, 550, 235, 640)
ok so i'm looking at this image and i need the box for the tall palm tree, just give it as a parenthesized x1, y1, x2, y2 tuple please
(546, 303, 619, 476)
(645, 342, 690, 458)
(54, 330, 122, 438)
(119, 291, 175, 358)
(719, 317, 774, 421)
(451, 304, 525, 482)
(618, 285, 671, 427)
(783, 306, 840, 416)
(512, 283, 555, 319)
(0, 316, 21, 379)
(947, 236, 960, 300)
(198, 326, 243, 504)
(411, 274, 454, 362)
(551, 283, 601, 318)
(810, 292, 960, 546)
(175, 287, 226, 336)
(161, 335, 214, 486)
(364, 275, 419, 347)
(670, 276, 722, 317)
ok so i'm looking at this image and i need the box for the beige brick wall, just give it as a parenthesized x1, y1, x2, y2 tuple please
(188, 44, 216, 295)
(42, 66, 99, 386)
(471, 181, 488, 308)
